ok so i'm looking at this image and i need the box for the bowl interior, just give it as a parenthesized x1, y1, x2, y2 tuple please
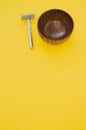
(38, 9, 74, 40)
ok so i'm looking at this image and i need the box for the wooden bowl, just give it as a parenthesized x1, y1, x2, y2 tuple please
(38, 9, 74, 44)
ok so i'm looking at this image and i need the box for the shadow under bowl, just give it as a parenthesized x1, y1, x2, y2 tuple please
(38, 9, 74, 44)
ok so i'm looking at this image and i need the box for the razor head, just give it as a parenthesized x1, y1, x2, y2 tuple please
(21, 14, 35, 20)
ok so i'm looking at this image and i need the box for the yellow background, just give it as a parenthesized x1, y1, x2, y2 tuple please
(0, 0, 86, 130)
